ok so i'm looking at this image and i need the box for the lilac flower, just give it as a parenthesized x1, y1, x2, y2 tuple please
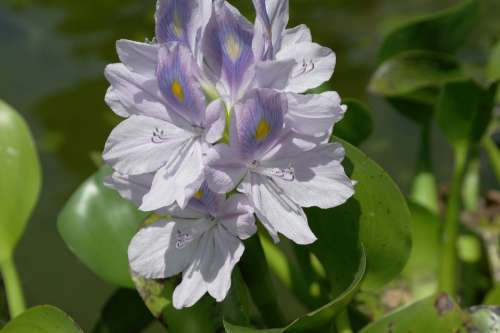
(108, 176, 256, 309)
(104, 42, 226, 210)
(205, 89, 354, 244)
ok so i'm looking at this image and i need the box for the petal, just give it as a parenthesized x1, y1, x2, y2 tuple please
(286, 91, 345, 138)
(103, 115, 193, 175)
(203, 99, 226, 144)
(206, 229, 244, 301)
(104, 63, 187, 125)
(247, 173, 316, 245)
(276, 41, 336, 93)
(116, 39, 159, 77)
(204, 144, 248, 194)
(155, 0, 212, 57)
(128, 219, 209, 279)
(218, 194, 256, 240)
(203, 0, 254, 101)
(270, 142, 354, 209)
(104, 172, 154, 207)
(255, 59, 297, 91)
(281, 24, 312, 46)
(141, 140, 204, 210)
(252, 0, 289, 60)
(172, 230, 214, 309)
(157, 43, 206, 126)
(232, 89, 286, 160)
(188, 181, 226, 216)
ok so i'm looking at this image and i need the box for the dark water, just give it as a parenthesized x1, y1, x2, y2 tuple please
(0, 0, 498, 330)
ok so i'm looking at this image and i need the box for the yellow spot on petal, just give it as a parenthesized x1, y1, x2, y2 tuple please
(255, 119, 271, 141)
(224, 34, 242, 61)
(171, 80, 185, 103)
(172, 12, 183, 37)
(194, 190, 204, 200)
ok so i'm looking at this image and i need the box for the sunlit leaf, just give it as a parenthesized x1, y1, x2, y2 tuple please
(58, 167, 148, 288)
(378, 0, 479, 62)
(436, 80, 498, 146)
(0, 100, 41, 263)
(1, 305, 82, 333)
(91, 289, 154, 333)
(370, 51, 464, 97)
(487, 41, 500, 83)
(359, 294, 465, 333)
(335, 99, 374, 146)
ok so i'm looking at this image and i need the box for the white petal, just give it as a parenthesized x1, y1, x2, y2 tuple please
(286, 91, 345, 137)
(141, 140, 204, 210)
(273, 143, 354, 209)
(206, 229, 244, 302)
(205, 144, 248, 194)
(281, 24, 312, 46)
(218, 194, 256, 240)
(103, 115, 193, 175)
(203, 99, 226, 144)
(128, 219, 203, 279)
(248, 173, 316, 245)
(104, 63, 188, 125)
(104, 172, 153, 206)
(116, 39, 159, 77)
(255, 59, 296, 91)
(276, 41, 336, 93)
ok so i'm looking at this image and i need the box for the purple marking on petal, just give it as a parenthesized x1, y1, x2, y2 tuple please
(203, 0, 254, 99)
(232, 89, 285, 160)
(156, 0, 194, 46)
(188, 181, 224, 216)
(157, 43, 206, 126)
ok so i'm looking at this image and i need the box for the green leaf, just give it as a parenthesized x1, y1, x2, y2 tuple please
(378, 0, 479, 62)
(334, 99, 373, 146)
(224, 246, 366, 333)
(487, 41, 500, 83)
(369, 51, 464, 97)
(335, 139, 412, 290)
(359, 294, 466, 333)
(58, 167, 148, 288)
(401, 202, 440, 300)
(386, 89, 437, 125)
(91, 289, 154, 333)
(436, 80, 498, 146)
(1, 305, 82, 333)
(0, 100, 41, 263)
(484, 286, 500, 305)
(132, 272, 215, 333)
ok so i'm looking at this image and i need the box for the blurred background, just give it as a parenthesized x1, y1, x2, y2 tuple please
(0, 0, 498, 331)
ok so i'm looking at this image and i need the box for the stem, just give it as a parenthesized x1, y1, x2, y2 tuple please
(0, 258, 25, 318)
(410, 123, 439, 213)
(334, 309, 353, 333)
(482, 136, 500, 183)
(462, 146, 480, 211)
(482, 229, 500, 284)
(438, 144, 469, 296)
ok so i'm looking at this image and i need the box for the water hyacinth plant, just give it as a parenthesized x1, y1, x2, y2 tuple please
(1, 0, 499, 332)
(103, 0, 354, 308)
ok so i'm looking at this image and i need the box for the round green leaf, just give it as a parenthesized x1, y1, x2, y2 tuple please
(335, 99, 373, 146)
(359, 294, 465, 333)
(369, 51, 464, 97)
(1, 305, 82, 333)
(0, 100, 41, 263)
(378, 0, 479, 62)
(436, 80, 498, 146)
(58, 166, 147, 288)
(337, 139, 412, 290)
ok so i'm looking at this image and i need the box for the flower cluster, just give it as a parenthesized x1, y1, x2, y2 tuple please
(103, 0, 354, 309)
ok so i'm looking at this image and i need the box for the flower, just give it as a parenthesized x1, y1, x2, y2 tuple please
(123, 181, 256, 309)
(205, 89, 354, 244)
(103, 42, 226, 210)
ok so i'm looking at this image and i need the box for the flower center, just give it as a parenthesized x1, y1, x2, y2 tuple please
(255, 119, 271, 141)
(171, 80, 185, 103)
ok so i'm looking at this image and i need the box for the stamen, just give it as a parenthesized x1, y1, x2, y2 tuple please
(175, 229, 193, 249)
(255, 119, 271, 141)
(269, 166, 295, 181)
(151, 127, 168, 144)
(293, 58, 315, 78)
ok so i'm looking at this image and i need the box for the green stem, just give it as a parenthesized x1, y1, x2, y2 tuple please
(462, 146, 480, 211)
(438, 144, 469, 296)
(239, 233, 286, 327)
(482, 136, 500, 183)
(410, 123, 439, 214)
(0, 258, 25, 318)
(334, 309, 353, 333)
